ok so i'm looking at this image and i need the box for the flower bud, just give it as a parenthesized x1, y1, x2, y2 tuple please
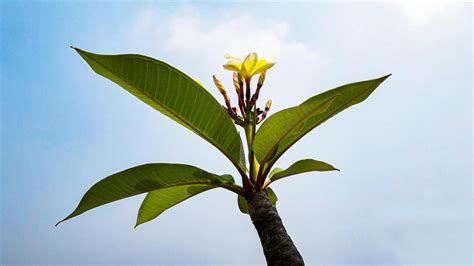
(258, 99, 272, 124)
(265, 99, 272, 110)
(257, 71, 266, 88)
(233, 72, 241, 93)
(237, 72, 244, 87)
(213, 75, 227, 95)
(213, 75, 235, 116)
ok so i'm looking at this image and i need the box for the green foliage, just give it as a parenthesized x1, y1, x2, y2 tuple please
(269, 159, 339, 184)
(238, 187, 278, 214)
(254, 75, 390, 178)
(73, 48, 246, 174)
(59, 48, 390, 228)
(253, 95, 339, 165)
(268, 167, 284, 178)
(56, 164, 241, 226)
(237, 194, 248, 214)
(136, 174, 236, 227)
(136, 185, 213, 227)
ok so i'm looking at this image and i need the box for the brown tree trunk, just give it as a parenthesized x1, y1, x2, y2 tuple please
(247, 190, 305, 265)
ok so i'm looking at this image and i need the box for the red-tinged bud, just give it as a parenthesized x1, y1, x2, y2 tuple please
(237, 72, 244, 87)
(265, 99, 272, 110)
(233, 72, 241, 93)
(213, 75, 235, 116)
(233, 72, 246, 117)
(258, 99, 272, 124)
(257, 71, 266, 89)
(251, 72, 267, 106)
(213, 75, 227, 95)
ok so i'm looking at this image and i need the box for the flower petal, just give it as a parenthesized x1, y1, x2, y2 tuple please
(223, 54, 243, 72)
(242, 52, 258, 78)
(252, 58, 276, 76)
(223, 63, 241, 72)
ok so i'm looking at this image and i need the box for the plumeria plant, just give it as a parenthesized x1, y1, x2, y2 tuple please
(58, 47, 390, 265)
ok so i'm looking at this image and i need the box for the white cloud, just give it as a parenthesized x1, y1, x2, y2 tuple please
(394, 1, 457, 26)
(164, 11, 299, 59)
(126, 7, 322, 109)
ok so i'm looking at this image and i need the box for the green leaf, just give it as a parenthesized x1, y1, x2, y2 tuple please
(267, 187, 278, 204)
(237, 187, 278, 214)
(136, 184, 214, 228)
(73, 48, 246, 173)
(56, 163, 241, 226)
(268, 167, 284, 179)
(135, 174, 236, 227)
(237, 194, 249, 214)
(254, 75, 390, 172)
(269, 159, 339, 183)
(253, 94, 340, 165)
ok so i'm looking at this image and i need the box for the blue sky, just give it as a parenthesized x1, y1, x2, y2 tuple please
(1, 1, 472, 265)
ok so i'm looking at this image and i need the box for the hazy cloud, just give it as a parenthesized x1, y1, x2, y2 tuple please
(126, 7, 322, 109)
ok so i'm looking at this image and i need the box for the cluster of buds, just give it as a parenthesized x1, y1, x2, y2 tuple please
(213, 53, 275, 126)
(257, 100, 272, 124)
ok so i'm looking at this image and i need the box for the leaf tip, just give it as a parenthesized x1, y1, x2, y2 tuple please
(70, 46, 81, 53)
(55, 212, 75, 227)
(134, 218, 144, 229)
(70, 46, 84, 54)
(55, 219, 65, 227)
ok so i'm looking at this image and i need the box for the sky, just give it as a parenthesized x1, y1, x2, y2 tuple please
(1, 1, 472, 265)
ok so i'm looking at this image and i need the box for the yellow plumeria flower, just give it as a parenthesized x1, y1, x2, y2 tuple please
(223, 53, 275, 81)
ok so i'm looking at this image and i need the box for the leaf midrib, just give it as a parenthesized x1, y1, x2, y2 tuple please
(258, 95, 338, 165)
(80, 51, 246, 174)
(268, 79, 386, 166)
(58, 180, 242, 225)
